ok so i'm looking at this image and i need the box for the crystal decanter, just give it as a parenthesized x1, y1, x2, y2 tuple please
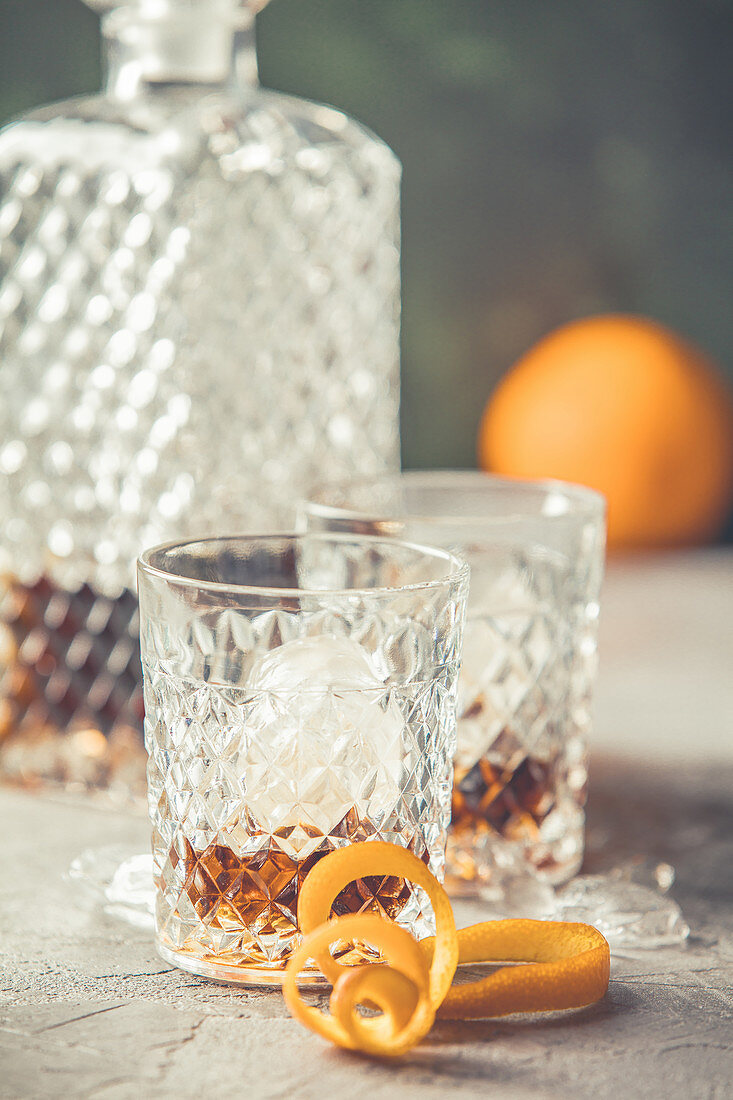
(0, 0, 401, 790)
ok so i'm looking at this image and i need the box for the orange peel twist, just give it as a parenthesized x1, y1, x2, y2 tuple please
(429, 918, 611, 1019)
(283, 842, 458, 1056)
(283, 841, 610, 1057)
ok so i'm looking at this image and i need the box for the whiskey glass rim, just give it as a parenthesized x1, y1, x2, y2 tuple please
(138, 531, 469, 599)
(303, 470, 606, 529)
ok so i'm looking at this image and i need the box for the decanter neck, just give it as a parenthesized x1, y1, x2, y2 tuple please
(101, 4, 258, 100)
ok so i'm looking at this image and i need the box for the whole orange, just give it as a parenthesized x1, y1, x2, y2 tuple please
(478, 315, 733, 548)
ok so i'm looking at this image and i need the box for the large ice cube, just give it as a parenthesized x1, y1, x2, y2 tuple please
(242, 636, 404, 839)
(553, 875, 690, 951)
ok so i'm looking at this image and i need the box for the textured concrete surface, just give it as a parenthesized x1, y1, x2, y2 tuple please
(594, 550, 733, 763)
(2, 757, 732, 1100)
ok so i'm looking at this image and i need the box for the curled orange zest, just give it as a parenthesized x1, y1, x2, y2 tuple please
(296, 841, 458, 1006)
(283, 913, 433, 1057)
(284, 842, 610, 1057)
(429, 918, 611, 1019)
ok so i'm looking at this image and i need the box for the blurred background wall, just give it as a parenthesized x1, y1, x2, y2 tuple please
(1, 0, 732, 472)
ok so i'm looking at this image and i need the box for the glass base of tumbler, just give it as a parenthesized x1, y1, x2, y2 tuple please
(448, 751, 587, 896)
(156, 940, 327, 988)
(445, 809, 585, 910)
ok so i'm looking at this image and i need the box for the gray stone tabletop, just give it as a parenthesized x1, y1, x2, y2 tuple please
(2, 550, 732, 1099)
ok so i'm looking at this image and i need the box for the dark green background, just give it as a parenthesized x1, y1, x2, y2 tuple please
(1, 0, 732, 472)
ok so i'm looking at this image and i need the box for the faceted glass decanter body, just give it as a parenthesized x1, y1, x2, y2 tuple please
(0, 0, 401, 787)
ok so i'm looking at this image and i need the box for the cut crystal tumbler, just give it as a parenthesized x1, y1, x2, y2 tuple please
(138, 534, 468, 983)
(302, 472, 606, 888)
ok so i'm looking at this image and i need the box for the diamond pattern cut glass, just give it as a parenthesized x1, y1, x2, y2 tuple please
(302, 472, 606, 890)
(138, 534, 468, 984)
(0, 0, 400, 784)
